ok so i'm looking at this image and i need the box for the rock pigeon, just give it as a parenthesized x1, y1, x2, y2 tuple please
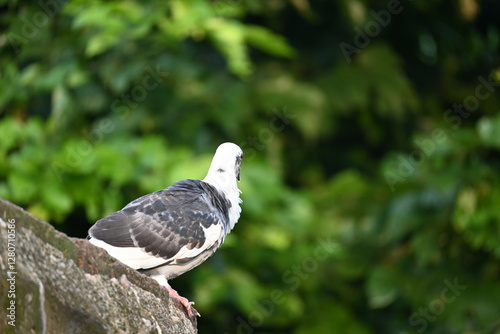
(88, 142, 243, 317)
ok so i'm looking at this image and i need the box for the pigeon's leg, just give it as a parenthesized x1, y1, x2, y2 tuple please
(152, 275, 200, 317)
(166, 285, 199, 317)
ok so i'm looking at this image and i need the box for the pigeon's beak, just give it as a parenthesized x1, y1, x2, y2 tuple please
(236, 154, 242, 181)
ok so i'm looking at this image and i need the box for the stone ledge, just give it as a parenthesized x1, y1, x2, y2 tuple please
(0, 198, 197, 334)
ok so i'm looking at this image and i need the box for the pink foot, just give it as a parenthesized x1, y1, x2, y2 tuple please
(166, 285, 200, 317)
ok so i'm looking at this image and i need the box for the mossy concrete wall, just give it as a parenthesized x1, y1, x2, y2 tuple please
(0, 198, 197, 334)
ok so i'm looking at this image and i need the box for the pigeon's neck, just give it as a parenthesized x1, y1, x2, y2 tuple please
(203, 172, 242, 231)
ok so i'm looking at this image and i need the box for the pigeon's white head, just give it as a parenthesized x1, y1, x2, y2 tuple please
(203, 142, 243, 228)
(204, 142, 243, 188)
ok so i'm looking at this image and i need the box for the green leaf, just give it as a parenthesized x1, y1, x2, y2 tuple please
(205, 19, 252, 76)
(52, 85, 72, 122)
(8, 172, 37, 202)
(477, 114, 500, 148)
(41, 182, 73, 220)
(245, 25, 296, 58)
(86, 34, 118, 57)
(226, 268, 264, 313)
(366, 266, 399, 308)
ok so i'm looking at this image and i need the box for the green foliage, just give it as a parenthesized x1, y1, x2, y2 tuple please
(1, 0, 500, 333)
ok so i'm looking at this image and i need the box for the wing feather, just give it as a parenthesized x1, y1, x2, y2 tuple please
(88, 179, 230, 270)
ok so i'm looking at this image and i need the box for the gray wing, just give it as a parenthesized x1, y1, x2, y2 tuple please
(88, 179, 231, 262)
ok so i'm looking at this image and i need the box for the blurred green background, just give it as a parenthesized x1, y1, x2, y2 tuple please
(1, 0, 500, 333)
